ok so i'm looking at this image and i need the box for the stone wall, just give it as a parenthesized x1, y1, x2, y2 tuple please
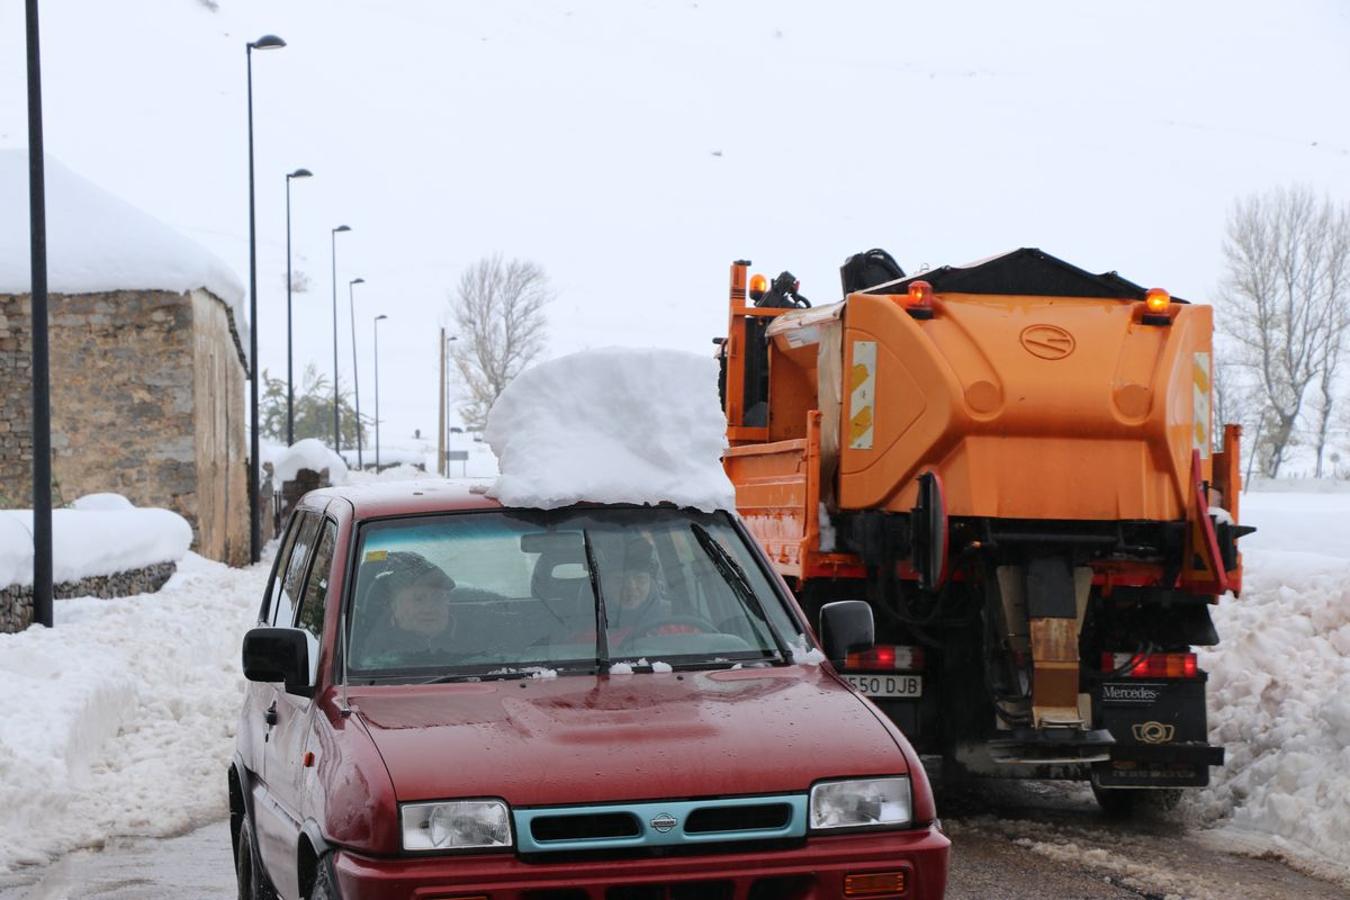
(0, 289, 248, 564)
(190, 289, 250, 565)
(0, 560, 177, 633)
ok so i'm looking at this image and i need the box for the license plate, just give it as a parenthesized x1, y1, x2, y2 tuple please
(844, 674, 923, 698)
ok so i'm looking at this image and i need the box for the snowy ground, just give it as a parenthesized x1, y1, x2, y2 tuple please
(1187, 489, 1350, 885)
(0, 551, 270, 872)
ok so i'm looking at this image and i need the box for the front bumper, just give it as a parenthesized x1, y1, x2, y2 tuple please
(333, 825, 950, 899)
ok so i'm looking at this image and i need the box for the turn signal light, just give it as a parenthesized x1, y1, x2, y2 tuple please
(845, 870, 907, 896)
(749, 272, 769, 301)
(1103, 652, 1198, 679)
(1144, 287, 1171, 314)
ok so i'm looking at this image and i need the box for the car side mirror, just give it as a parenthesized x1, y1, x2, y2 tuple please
(243, 627, 311, 695)
(819, 601, 875, 663)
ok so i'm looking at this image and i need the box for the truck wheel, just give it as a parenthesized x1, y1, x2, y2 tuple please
(235, 817, 278, 900)
(309, 853, 340, 900)
(1091, 781, 1183, 818)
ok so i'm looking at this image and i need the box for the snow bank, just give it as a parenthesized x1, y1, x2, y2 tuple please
(1189, 490, 1350, 878)
(485, 348, 735, 512)
(0, 507, 193, 589)
(265, 438, 349, 486)
(0, 151, 246, 354)
(0, 551, 269, 871)
(69, 493, 135, 512)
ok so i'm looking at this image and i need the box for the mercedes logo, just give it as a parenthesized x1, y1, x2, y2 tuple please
(650, 812, 678, 833)
(1020, 324, 1075, 360)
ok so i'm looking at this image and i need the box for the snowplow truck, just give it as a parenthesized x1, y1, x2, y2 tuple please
(717, 248, 1253, 812)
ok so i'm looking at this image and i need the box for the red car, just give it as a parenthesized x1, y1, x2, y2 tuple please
(231, 484, 949, 899)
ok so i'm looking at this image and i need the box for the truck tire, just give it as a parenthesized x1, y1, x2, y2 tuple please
(1091, 781, 1184, 818)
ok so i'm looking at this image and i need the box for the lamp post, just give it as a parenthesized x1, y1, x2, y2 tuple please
(348, 277, 365, 469)
(443, 333, 458, 475)
(26, 0, 52, 626)
(246, 32, 285, 565)
(374, 314, 388, 471)
(284, 167, 312, 446)
(330, 224, 351, 453)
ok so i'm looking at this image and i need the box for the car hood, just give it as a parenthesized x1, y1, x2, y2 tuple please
(348, 665, 907, 806)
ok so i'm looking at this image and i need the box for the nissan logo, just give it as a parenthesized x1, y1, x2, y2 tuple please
(1020, 324, 1075, 360)
(650, 813, 678, 833)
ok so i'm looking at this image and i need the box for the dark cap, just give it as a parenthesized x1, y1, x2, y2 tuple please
(622, 537, 658, 574)
(372, 551, 456, 598)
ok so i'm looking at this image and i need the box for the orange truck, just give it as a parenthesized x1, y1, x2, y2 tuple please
(717, 248, 1253, 814)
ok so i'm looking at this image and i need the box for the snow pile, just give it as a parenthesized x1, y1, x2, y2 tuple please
(0, 506, 193, 589)
(0, 552, 269, 871)
(264, 438, 350, 486)
(1190, 490, 1350, 878)
(0, 151, 246, 350)
(485, 348, 734, 512)
(68, 493, 135, 512)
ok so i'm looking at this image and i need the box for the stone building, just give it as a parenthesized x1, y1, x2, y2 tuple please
(0, 151, 251, 565)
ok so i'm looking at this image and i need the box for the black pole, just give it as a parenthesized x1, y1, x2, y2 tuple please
(330, 228, 342, 451)
(285, 173, 294, 447)
(26, 0, 52, 628)
(245, 43, 261, 564)
(374, 315, 386, 470)
(349, 279, 363, 469)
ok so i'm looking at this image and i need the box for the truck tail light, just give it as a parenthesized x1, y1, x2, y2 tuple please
(847, 645, 924, 671)
(1102, 652, 1198, 679)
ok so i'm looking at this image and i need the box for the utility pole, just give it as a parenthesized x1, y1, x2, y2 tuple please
(26, 0, 52, 627)
(437, 327, 446, 477)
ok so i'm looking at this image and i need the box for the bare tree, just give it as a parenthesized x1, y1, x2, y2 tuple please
(448, 255, 552, 429)
(1217, 186, 1350, 477)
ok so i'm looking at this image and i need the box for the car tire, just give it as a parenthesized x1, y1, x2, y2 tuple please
(235, 816, 279, 900)
(309, 853, 340, 900)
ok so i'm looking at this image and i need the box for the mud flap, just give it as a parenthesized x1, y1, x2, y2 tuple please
(1093, 676, 1223, 787)
(910, 471, 947, 592)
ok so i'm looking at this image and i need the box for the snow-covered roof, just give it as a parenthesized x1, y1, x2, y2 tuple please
(0, 149, 248, 369)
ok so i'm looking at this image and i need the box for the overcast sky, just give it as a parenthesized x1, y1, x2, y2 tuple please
(2, 0, 1348, 446)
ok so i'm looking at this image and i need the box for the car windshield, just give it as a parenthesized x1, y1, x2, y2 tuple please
(344, 507, 803, 681)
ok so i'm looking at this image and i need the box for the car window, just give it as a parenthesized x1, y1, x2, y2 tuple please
(261, 514, 304, 623)
(295, 520, 338, 684)
(345, 508, 803, 680)
(273, 514, 321, 627)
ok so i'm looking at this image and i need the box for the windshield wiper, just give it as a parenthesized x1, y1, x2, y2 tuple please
(689, 523, 794, 664)
(582, 529, 611, 674)
(415, 670, 535, 685)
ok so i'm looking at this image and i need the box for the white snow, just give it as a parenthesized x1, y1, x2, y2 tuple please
(0, 151, 247, 359)
(69, 493, 135, 512)
(0, 506, 193, 589)
(1188, 487, 1350, 879)
(0, 551, 270, 872)
(263, 438, 350, 486)
(485, 348, 735, 512)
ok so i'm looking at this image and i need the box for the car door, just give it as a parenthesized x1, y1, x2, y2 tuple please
(240, 514, 303, 779)
(254, 510, 322, 895)
(263, 515, 339, 900)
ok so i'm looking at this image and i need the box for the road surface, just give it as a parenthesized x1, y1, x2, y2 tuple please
(1, 781, 1344, 899)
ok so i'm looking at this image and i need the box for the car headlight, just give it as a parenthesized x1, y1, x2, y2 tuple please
(401, 799, 513, 851)
(809, 777, 912, 831)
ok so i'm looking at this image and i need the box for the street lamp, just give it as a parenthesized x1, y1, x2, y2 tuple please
(444, 333, 459, 476)
(284, 167, 312, 447)
(348, 277, 365, 469)
(246, 32, 285, 565)
(26, 0, 53, 626)
(374, 314, 388, 471)
(330, 224, 351, 453)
